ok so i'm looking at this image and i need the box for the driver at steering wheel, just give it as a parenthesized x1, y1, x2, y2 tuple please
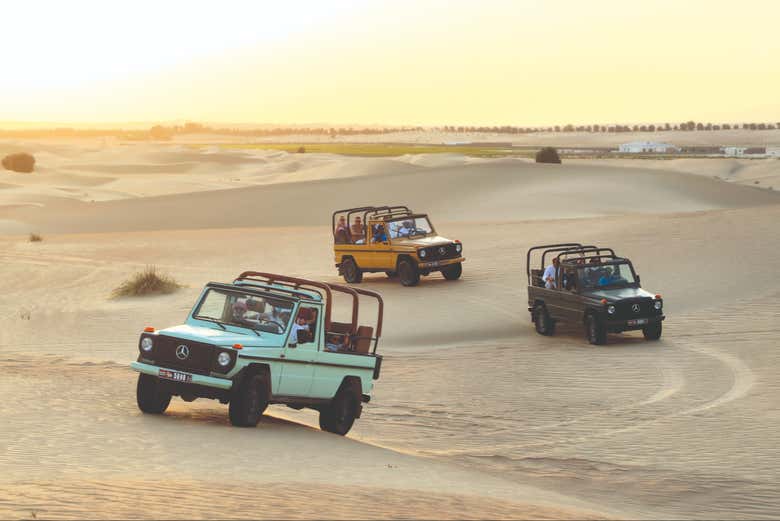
(398, 220, 414, 237)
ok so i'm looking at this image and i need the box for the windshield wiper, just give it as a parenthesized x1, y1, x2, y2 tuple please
(210, 320, 227, 331)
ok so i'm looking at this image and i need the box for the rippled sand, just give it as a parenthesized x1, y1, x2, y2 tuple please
(1, 142, 779, 519)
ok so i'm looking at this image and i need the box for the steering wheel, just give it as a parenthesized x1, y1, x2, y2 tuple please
(259, 318, 285, 334)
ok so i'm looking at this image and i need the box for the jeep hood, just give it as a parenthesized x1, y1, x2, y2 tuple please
(159, 324, 284, 348)
(393, 235, 454, 247)
(584, 287, 655, 301)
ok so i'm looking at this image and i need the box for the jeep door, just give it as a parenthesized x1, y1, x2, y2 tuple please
(364, 220, 394, 269)
(276, 305, 321, 397)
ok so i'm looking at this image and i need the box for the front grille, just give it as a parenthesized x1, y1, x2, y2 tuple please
(421, 243, 460, 261)
(613, 298, 656, 320)
(150, 334, 216, 375)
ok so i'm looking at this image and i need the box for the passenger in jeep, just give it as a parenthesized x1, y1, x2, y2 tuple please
(334, 216, 350, 244)
(325, 333, 347, 352)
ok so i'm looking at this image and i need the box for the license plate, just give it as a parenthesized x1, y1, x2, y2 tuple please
(159, 368, 192, 383)
(627, 318, 648, 326)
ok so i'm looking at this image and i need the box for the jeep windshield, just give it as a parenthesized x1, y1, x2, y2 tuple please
(194, 288, 294, 335)
(579, 261, 637, 290)
(387, 216, 433, 239)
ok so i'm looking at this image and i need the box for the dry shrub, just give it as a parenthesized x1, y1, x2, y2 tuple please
(29, 233, 43, 242)
(535, 147, 561, 164)
(112, 266, 181, 298)
(2, 153, 36, 173)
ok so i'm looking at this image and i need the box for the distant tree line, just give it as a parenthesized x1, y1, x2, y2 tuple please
(439, 121, 780, 134)
(1, 120, 779, 139)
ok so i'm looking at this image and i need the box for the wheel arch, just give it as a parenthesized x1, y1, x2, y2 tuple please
(233, 363, 272, 398)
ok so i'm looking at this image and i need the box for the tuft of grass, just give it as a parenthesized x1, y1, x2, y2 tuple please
(112, 266, 181, 298)
(29, 233, 43, 242)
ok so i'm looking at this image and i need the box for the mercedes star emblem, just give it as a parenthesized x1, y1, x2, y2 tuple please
(632, 304, 641, 313)
(175, 345, 190, 360)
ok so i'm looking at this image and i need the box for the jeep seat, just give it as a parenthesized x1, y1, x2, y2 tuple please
(353, 326, 374, 354)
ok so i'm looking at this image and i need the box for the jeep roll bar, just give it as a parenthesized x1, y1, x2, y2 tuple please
(331, 284, 384, 353)
(235, 272, 384, 353)
(526, 243, 583, 284)
(235, 272, 335, 330)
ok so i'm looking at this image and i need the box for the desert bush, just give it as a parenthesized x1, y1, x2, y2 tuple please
(29, 233, 43, 242)
(297, 146, 306, 153)
(2, 152, 36, 173)
(112, 266, 181, 298)
(535, 147, 561, 164)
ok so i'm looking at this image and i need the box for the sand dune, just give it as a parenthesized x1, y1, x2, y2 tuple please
(1, 142, 779, 519)
(2, 154, 778, 234)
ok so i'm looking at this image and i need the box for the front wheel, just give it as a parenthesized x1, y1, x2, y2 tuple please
(585, 314, 607, 345)
(643, 321, 662, 340)
(398, 259, 420, 287)
(341, 257, 363, 284)
(229, 374, 269, 427)
(441, 262, 462, 280)
(319, 388, 360, 436)
(136, 373, 171, 414)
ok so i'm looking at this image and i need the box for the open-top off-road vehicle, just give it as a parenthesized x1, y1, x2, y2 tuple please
(333, 205, 465, 286)
(131, 272, 383, 435)
(527, 243, 665, 345)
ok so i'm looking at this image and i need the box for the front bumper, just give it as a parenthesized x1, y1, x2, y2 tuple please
(418, 257, 465, 270)
(605, 314, 665, 332)
(131, 361, 233, 390)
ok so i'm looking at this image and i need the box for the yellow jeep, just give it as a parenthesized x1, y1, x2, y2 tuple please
(332, 206, 465, 286)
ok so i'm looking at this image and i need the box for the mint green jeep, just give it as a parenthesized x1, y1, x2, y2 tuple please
(131, 272, 384, 435)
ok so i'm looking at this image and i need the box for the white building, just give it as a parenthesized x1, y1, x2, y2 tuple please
(618, 141, 678, 153)
(723, 146, 748, 157)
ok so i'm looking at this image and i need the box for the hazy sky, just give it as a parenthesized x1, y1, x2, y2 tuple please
(2, 0, 779, 126)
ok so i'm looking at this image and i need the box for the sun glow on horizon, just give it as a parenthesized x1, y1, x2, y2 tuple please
(2, 0, 779, 126)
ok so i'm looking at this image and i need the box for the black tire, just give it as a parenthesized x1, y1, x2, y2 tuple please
(319, 387, 360, 436)
(533, 304, 555, 336)
(643, 321, 662, 341)
(341, 257, 363, 284)
(398, 258, 420, 287)
(441, 262, 463, 281)
(385, 271, 397, 278)
(229, 373, 269, 427)
(136, 373, 172, 414)
(585, 314, 607, 345)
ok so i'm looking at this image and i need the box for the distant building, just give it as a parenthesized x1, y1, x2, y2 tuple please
(723, 146, 748, 157)
(618, 141, 678, 153)
(767, 146, 780, 158)
(723, 146, 768, 157)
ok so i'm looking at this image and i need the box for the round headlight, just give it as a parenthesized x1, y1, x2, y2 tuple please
(607, 305, 616, 314)
(455, 243, 462, 253)
(654, 300, 662, 310)
(141, 337, 154, 352)
(217, 352, 232, 367)
(419, 249, 427, 258)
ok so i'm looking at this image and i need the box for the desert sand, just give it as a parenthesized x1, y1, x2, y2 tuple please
(1, 141, 779, 519)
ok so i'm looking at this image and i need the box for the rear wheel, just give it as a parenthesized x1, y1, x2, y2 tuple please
(136, 373, 171, 414)
(398, 259, 420, 287)
(341, 257, 363, 284)
(319, 387, 360, 436)
(441, 263, 462, 280)
(643, 321, 662, 340)
(585, 314, 607, 345)
(229, 374, 269, 427)
(533, 304, 555, 336)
